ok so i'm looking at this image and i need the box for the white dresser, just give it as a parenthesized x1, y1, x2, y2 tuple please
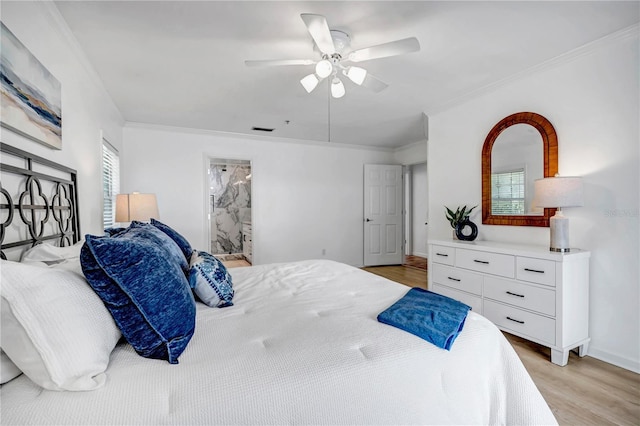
(242, 222, 252, 264)
(428, 239, 590, 366)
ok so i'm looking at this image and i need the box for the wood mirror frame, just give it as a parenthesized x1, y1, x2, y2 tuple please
(482, 112, 558, 227)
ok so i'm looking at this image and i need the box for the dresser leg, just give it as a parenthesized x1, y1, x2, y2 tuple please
(551, 349, 569, 366)
(578, 342, 589, 357)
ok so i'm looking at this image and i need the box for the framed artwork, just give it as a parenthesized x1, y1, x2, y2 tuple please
(1, 22, 62, 149)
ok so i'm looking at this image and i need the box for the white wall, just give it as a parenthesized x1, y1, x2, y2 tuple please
(427, 27, 639, 372)
(122, 125, 395, 267)
(411, 163, 428, 257)
(1, 2, 124, 237)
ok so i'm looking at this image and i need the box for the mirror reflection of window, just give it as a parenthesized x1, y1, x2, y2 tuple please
(491, 169, 525, 215)
(490, 124, 543, 216)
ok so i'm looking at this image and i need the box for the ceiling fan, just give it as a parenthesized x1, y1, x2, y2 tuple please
(245, 14, 420, 98)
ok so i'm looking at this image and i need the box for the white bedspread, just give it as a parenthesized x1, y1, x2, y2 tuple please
(1, 260, 557, 425)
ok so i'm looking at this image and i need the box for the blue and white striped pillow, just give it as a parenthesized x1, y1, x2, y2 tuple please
(188, 251, 234, 308)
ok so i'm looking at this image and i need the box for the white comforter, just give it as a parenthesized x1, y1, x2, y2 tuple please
(1, 260, 556, 425)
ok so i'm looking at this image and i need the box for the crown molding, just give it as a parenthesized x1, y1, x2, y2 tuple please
(394, 139, 427, 153)
(427, 23, 640, 115)
(124, 122, 396, 153)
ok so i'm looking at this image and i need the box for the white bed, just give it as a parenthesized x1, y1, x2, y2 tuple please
(0, 145, 555, 425)
(1, 259, 556, 425)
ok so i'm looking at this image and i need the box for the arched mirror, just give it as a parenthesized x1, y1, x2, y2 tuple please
(482, 112, 558, 227)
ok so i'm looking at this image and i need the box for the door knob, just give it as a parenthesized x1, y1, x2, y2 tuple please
(366, 218, 372, 222)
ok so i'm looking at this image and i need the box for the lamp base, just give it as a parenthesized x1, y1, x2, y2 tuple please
(549, 212, 570, 252)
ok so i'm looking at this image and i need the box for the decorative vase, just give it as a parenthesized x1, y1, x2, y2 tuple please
(455, 219, 478, 241)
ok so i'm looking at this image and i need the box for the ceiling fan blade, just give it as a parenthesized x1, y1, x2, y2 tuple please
(300, 13, 336, 55)
(244, 59, 315, 67)
(348, 37, 420, 63)
(361, 74, 389, 93)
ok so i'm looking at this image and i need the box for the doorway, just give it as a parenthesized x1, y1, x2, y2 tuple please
(208, 158, 252, 263)
(361, 162, 427, 287)
(363, 164, 404, 266)
(403, 162, 428, 270)
(405, 163, 428, 258)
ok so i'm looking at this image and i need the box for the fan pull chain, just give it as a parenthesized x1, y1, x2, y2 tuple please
(327, 81, 331, 142)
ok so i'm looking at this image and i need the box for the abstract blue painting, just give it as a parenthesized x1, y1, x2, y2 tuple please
(1, 22, 62, 149)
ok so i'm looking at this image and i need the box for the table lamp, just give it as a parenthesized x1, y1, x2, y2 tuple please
(534, 175, 583, 252)
(115, 192, 159, 223)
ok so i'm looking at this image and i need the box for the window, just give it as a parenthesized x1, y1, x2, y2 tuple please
(491, 169, 525, 215)
(102, 141, 120, 228)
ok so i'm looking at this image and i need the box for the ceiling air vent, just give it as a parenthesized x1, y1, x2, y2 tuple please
(251, 127, 274, 132)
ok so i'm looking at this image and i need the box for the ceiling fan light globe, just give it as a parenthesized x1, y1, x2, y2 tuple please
(315, 60, 333, 78)
(346, 66, 367, 85)
(331, 78, 346, 98)
(300, 74, 319, 93)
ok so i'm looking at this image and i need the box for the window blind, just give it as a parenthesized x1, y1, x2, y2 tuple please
(102, 141, 120, 228)
(491, 169, 525, 215)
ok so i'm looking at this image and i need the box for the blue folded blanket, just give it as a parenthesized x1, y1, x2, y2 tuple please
(377, 288, 471, 350)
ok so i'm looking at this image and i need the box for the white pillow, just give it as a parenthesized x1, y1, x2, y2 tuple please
(0, 349, 22, 384)
(0, 260, 121, 391)
(21, 241, 83, 271)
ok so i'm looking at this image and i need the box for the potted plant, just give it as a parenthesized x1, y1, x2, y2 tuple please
(445, 205, 478, 240)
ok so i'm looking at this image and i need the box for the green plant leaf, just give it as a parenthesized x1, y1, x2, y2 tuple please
(464, 205, 478, 219)
(446, 204, 478, 229)
(445, 206, 457, 228)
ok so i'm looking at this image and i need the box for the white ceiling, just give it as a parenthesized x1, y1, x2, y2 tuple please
(54, 1, 639, 149)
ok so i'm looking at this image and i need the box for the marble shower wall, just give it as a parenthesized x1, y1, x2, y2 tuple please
(209, 163, 251, 254)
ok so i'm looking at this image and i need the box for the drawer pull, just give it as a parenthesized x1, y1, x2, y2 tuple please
(524, 268, 545, 274)
(506, 316, 525, 324)
(436, 253, 449, 257)
(447, 277, 461, 282)
(506, 291, 525, 298)
(473, 259, 489, 264)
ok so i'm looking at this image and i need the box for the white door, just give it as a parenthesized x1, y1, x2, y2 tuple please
(364, 164, 403, 266)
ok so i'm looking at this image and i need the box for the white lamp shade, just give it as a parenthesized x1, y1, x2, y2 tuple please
(300, 74, 319, 93)
(534, 176, 584, 208)
(315, 60, 333, 78)
(115, 193, 159, 222)
(346, 66, 367, 85)
(331, 78, 345, 98)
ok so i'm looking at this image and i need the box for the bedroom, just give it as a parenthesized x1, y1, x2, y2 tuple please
(0, 0, 638, 424)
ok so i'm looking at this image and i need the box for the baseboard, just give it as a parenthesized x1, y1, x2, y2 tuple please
(410, 252, 428, 258)
(587, 347, 640, 373)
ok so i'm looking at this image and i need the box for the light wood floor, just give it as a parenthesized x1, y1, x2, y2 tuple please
(223, 259, 252, 268)
(362, 264, 640, 426)
(361, 265, 427, 289)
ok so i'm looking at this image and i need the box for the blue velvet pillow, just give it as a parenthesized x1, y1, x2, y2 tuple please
(131, 221, 188, 273)
(189, 251, 234, 308)
(104, 227, 126, 237)
(150, 219, 193, 264)
(80, 224, 196, 364)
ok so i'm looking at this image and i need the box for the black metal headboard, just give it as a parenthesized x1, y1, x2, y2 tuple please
(0, 143, 81, 260)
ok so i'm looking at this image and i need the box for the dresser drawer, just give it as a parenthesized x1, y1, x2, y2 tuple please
(516, 257, 556, 287)
(432, 284, 482, 313)
(484, 300, 555, 345)
(432, 245, 455, 266)
(484, 276, 556, 317)
(456, 248, 515, 278)
(432, 264, 482, 296)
